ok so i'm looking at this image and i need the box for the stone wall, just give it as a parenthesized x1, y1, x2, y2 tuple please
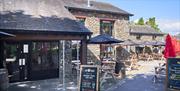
(114, 20, 131, 40)
(85, 17, 164, 63)
(69, 9, 164, 63)
(87, 45, 100, 64)
(85, 17, 101, 63)
(130, 35, 164, 42)
(85, 17, 100, 37)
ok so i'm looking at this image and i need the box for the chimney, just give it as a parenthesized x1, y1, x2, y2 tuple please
(87, 0, 90, 7)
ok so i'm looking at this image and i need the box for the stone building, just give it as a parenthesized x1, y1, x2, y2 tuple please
(63, 0, 133, 62)
(129, 25, 164, 42)
(63, 0, 164, 62)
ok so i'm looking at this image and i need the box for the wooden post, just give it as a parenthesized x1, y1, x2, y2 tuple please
(0, 40, 5, 68)
(0, 40, 4, 68)
(165, 59, 168, 91)
(80, 38, 87, 65)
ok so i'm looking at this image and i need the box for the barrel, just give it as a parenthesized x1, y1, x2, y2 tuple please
(0, 68, 9, 91)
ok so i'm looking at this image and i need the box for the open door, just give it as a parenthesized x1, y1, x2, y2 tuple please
(6, 42, 30, 82)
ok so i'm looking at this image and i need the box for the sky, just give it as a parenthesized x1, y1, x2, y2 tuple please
(97, 0, 180, 35)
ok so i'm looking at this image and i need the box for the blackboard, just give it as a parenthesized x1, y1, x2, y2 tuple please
(167, 58, 180, 90)
(79, 65, 99, 91)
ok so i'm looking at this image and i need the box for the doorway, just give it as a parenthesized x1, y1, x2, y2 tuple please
(6, 42, 30, 82)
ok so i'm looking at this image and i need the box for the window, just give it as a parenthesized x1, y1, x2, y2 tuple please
(136, 35, 141, 40)
(6, 44, 17, 59)
(76, 17, 86, 25)
(100, 20, 114, 60)
(152, 36, 157, 40)
(71, 41, 80, 60)
(100, 45, 114, 59)
(31, 42, 59, 71)
(100, 20, 114, 36)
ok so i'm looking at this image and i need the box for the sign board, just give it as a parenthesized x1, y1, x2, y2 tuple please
(23, 44, 28, 53)
(167, 58, 180, 90)
(79, 65, 99, 91)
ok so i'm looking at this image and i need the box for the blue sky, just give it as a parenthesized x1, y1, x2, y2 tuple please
(97, 0, 180, 35)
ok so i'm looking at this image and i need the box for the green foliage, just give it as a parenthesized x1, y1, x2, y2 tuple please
(146, 17, 160, 32)
(135, 17, 161, 32)
(136, 17, 144, 25)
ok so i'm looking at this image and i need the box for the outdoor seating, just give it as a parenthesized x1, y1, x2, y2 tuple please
(152, 53, 164, 60)
(125, 54, 138, 70)
(147, 54, 153, 61)
(139, 53, 153, 61)
(139, 53, 148, 61)
(101, 61, 116, 78)
(100, 61, 116, 87)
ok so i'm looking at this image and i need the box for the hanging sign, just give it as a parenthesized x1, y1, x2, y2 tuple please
(167, 58, 180, 90)
(79, 65, 99, 91)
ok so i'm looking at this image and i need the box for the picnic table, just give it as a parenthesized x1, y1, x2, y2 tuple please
(100, 60, 116, 86)
(139, 53, 153, 61)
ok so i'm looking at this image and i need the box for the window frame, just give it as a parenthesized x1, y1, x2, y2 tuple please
(76, 17, 86, 25)
(136, 35, 142, 40)
(100, 20, 114, 36)
(152, 36, 157, 40)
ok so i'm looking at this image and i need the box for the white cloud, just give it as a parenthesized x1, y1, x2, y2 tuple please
(133, 19, 139, 23)
(157, 19, 180, 35)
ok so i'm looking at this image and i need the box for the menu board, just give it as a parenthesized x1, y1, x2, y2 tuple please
(79, 65, 99, 91)
(167, 58, 180, 90)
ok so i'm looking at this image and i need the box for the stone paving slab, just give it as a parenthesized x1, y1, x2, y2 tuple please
(8, 79, 78, 91)
(8, 60, 166, 91)
(106, 60, 166, 91)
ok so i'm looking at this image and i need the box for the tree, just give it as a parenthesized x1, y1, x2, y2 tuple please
(136, 17, 144, 25)
(146, 17, 160, 32)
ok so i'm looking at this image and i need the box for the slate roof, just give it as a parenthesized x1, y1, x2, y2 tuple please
(63, 0, 133, 16)
(129, 25, 164, 36)
(0, 0, 92, 35)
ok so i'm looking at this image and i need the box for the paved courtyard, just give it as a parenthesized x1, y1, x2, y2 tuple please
(107, 60, 166, 91)
(8, 79, 78, 91)
(8, 60, 166, 91)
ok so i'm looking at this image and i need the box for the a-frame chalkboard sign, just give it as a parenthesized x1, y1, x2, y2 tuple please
(167, 58, 180, 90)
(78, 65, 99, 91)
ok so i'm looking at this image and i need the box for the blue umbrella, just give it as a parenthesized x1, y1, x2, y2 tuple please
(153, 41, 165, 46)
(88, 34, 123, 44)
(137, 41, 165, 46)
(119, 39, 139, 46)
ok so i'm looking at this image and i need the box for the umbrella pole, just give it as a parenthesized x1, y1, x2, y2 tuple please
(114, 45, 117, 61)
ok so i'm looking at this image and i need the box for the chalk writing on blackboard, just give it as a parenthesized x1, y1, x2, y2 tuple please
(167, 58, 180, 90)
(79, 65, 99, 91)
